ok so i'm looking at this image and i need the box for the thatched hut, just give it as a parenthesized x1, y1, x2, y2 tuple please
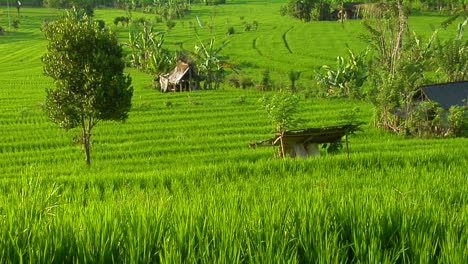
(249, 125, 359, 158)
(159, 61, 200, 93)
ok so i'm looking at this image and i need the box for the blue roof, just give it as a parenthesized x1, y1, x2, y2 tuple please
(421, 81, 468, 109)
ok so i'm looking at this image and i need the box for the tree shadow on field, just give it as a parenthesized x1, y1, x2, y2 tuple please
(0, 31, 37, 44)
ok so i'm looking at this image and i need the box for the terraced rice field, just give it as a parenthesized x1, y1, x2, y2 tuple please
(0, 1, 467, 262)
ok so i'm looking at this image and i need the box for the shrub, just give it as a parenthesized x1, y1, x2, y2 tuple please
(12, 20, 20, 30)
(259, 89, 303, 132)
(286, 0, 331, 21)
(316, 48, 368, 99)
(204, 0, 226, 5)
(227, 76, 240, 88)
(165, 20, 176, 31)
(114, 16, 129, 27)
(252, 20, 259, 31)
(280, 6, 288, 16)
(257, 69, 271, 91)
(134, 17, 147, 26)
(95, 20, 105, 30)
(226, 26, 235, 35)
(74, 1, 94, 17)
(240, 77, 254, 89)
(447, 105, 467, 137)
(164, 100, 173, 108)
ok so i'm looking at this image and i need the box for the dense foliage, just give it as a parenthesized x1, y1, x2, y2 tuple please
(126, 23, 173, 79)
(359, 1, 467, 137)
(285, 0, 332, 22)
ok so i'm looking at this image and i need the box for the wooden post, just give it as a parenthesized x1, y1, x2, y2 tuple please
(188, 68, 192, 92)
(280, 131, 285, 158)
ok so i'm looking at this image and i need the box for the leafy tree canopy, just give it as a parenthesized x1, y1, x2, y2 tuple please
(42, 10, 133, 165)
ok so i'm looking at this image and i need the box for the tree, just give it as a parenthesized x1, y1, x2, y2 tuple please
(361, 0, 411, 130)
(42, 10, 133, 165)
(316, 48, 369, 99)
(433, 17, 467, 82)
(286, 0, 331, 22)
(126, 23, 172, 79)
(288, 70, 301, 92)
(259, 90, 304, 157)
(193, 38, 232, 90)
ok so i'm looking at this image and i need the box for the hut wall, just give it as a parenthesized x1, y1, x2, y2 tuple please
(306, 143, 321, 157)
(291, 143, 308, 158)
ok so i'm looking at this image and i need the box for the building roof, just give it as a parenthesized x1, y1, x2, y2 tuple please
(160, 61, 191, 85)
(159, 61, 199, 92)
(249, 125, 359, 147)
(421, 81, 468, 109)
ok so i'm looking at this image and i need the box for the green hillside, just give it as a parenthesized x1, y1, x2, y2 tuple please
(0, 2, 467, 262)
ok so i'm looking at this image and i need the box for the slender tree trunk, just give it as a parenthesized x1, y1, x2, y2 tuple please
(83, 130, 91, 166)
(81, 117, 92, 166)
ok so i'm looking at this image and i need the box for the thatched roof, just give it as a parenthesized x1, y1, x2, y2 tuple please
(421, 81, 468, 109)
(161, 61, 190, 84)
(249, 125, 359, 147)
(159, 61, 199, 92)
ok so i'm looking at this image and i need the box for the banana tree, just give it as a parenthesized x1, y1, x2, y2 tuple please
(126, 23, 171, 78)
(316, 48, 368, 98)
(193, 38, 232, 90)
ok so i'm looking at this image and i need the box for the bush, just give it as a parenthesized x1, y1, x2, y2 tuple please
(226, 26, 235, 35)
(286, 0, 331, 21)
(73, 1, 94, 17)
(259, 89, 303, 132)
(257, 69, 271, 91)
(240, 77, 254, 89)
(114, 16, 129, 27)
(280, 6, 288, 16)
(252, 20, 259, 31)
(95, 20, 105, 30)
(204, 0, 226, 5)
(12, 20, 20, 30)
(43, 0, 68, 8)
(134, 17, 147, 26)
(227, 76, 240, 88)
(165, 20, 176, 31)
(447, 105, 467, 137)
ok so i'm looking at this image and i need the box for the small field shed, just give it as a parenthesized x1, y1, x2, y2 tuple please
(420, 81, 468, 109)
(159, 61, 200, 93)
(249, 125, 359, 158)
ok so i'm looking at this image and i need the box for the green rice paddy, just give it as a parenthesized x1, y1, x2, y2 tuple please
(0, 1, 467, 263)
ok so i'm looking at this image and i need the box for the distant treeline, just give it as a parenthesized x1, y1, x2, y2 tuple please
(1, 1, 464, 10)
(283, 0, 466, 22)
(0, 0, 226, 7)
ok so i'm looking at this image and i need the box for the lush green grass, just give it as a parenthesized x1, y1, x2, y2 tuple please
(0, 2, 467, 263)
